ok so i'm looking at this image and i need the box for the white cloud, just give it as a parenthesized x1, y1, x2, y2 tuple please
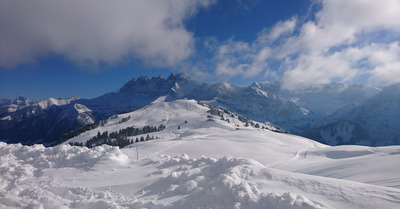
(215, 41, 252, 77)
(318, 0, 400, 31)
(282, 42, 400, 89)
(281, 52, 358, 89)
(212, 0, 400, 87)
(365, 43, 400, 84)
(214, 17, 297, 79)
(258, 17, 297, 43)
(0, 0, 215, 69)
(279, 0, 400, 88)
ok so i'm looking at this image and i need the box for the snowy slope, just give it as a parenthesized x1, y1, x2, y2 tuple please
(1, 138, 399, 208)
(2, 142, 399, 209)
(1, 98, 399, 208)
(65, 97, 284, 146)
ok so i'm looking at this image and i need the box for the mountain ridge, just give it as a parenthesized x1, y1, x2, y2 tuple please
(1, 73, 398, 146)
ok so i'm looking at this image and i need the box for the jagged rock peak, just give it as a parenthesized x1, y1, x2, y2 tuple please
(68, 96, 80, 101)
(15, 95, 28, 101)
(119, 73, 194, 93)
(167, 72, 192, 81)
(137, 76, 150, 82)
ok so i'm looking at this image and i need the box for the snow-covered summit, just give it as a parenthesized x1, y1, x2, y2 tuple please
(87, 73, 306, 126)
(0, 96, 90, 145)
(65, 97, 284, 146)
(1, 74, 397, 146)
(0, 96, 79, 117)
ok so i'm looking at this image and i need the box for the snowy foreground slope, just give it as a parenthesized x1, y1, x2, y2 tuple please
(1, 98, 400, 209)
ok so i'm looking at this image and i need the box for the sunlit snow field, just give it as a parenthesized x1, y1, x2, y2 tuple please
(1, 99, 399, 208)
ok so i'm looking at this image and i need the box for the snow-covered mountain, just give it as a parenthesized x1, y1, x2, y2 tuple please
(0, 74, 300, 145)
(307, 83, 400, 145)
(64, 97, 285, 147)
(1, 73, 398, 146)
(1, 98, 399, 208)
(79, 73, 308, 122)
(248, 81, 400, 145)
(0, 96, 78, 120)
(86, 73, 309, 132)
(0, 101, 96, 146)
(252, 81, 382, 115)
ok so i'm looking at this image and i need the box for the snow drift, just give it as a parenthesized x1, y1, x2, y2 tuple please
(1, 142, 400, 209)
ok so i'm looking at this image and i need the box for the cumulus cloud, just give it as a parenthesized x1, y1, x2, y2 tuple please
(257, 17, 297, 43)
(0, 0, 215, 69)
(213, 17, 297, 79)
(213, 0, 400, 88)
(280, 0, 400, 88)
(215, 41, 252, 77)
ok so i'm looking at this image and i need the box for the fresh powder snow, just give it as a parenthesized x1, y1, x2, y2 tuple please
(1, 98, 399, 208)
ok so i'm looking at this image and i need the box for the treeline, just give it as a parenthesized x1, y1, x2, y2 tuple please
(74, 124, 166, 148)
(55, 115, 134, 146)
(54, 117, 110, 146)
(198, 100, 285, 132)
(199, 101, 253, 126)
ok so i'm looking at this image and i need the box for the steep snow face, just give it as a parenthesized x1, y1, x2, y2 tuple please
(58, 103, 95, 125)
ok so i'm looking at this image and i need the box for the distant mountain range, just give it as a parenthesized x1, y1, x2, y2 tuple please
(1, 73, 399, 146)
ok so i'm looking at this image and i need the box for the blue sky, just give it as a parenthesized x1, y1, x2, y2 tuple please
(1, 0, 400, 100)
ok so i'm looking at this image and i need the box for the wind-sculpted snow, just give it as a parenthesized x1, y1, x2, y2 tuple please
(0, 142, 130, 208)
(1, 142, 400, 209)
(140, 155, 325, 209)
